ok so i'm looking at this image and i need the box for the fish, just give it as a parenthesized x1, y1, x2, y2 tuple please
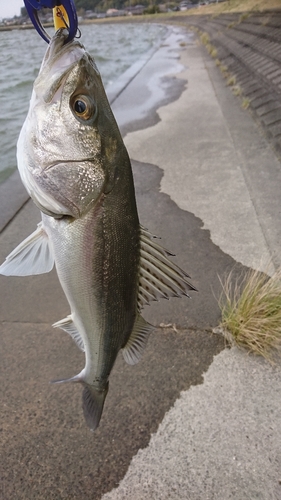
(0, 29, 196, 431)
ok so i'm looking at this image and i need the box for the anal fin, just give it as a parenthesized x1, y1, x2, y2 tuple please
(51, 372, 84, 384)
(122, 314, 154, 366)
(0, 222, 54, 276)
(52, 315, 85, 352)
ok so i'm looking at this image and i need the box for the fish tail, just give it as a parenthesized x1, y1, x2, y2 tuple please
(82, 382, 109, 432)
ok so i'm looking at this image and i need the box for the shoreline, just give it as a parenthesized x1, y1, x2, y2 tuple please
(1, 0, 281, 34)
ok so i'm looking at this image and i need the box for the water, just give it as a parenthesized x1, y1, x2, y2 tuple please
(0, 23, 167, 183)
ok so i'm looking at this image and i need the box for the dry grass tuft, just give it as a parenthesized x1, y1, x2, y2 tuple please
(232, 84, 242, 96)
(218, 267, 281, 361)
(210, 46, 218, 58)
(227, 75, 237, 86)
(242, 97, 250, 109)
(220, 64, 228, 75)
(200, 32, 210, 45)
(239, 12, 250, 22)
(205, 43, 218, 58)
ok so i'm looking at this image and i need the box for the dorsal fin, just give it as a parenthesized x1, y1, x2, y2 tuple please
(138, 226, 197, 309)
(0, 222, 54, 276)
(122, 314, 154, 365)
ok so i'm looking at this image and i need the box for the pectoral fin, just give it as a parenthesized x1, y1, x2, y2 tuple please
(52, 315, 85, 352)
(122, 314, 154, 365)
(0, 222, 54, 276)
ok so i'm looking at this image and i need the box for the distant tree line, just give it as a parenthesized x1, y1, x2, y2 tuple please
(20, 0, 199, 18)
(75, 0, 198, 11)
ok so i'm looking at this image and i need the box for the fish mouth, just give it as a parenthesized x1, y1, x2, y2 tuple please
(44, 29, 84, 68)
(35, 30, 87, 103)
(44, 158, 95, 171)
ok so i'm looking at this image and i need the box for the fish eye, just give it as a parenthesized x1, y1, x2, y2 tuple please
(71, 95, 96, 121)
(74, 100, 86, 114)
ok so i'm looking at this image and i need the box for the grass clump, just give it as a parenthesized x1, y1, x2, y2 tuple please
(220, 64, 228, 76)
(200, 32, 210, 45)
(242, 97, 250, 109)
(205, 43, 218, 58)
(227, 75, 237, 86)
(218, 267, 281, 361)
(210, 46, 218, 58)
(239, 12, 250, 22)
(232, 84, 242, 96)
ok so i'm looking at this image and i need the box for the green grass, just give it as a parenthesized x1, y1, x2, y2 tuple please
(217, 267, 281, 361)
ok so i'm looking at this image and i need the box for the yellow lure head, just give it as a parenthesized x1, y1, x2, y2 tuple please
(53, 5, 69, 30)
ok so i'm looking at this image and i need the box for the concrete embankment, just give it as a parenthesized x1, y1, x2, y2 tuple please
(169, 9, 281, 156)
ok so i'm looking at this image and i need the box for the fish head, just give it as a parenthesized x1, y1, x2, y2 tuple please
(18, 29, 123, 218)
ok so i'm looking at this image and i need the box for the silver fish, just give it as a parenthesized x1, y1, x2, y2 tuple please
(0, 30, 196, 431)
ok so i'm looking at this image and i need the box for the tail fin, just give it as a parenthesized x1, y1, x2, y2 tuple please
(82, 383, 109, 432)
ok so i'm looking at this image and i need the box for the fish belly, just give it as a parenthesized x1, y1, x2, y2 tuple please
(41, 196, 140, 386)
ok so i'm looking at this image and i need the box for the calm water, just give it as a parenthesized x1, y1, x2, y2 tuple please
(0, 23, 167, 182)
